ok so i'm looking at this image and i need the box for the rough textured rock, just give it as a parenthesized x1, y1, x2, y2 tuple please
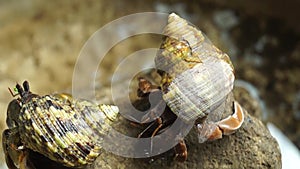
(90, 117, 281, 169)
(87, 87, 281, 169)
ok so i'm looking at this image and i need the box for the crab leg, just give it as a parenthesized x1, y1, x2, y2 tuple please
(174, 139, 188, 162)
(137, 77, 160, 97)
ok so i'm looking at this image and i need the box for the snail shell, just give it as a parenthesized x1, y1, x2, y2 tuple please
(155, 13, 235, 122)
(5, 81, 119, 167)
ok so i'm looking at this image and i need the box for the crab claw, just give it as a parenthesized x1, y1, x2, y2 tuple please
(196, 101, 245, 143)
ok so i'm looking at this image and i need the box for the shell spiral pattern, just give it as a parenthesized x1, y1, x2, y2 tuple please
(4, 81, 119, 168)
(155, 13, 235, 122)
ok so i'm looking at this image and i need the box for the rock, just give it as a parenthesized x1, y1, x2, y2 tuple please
(88, 85, 281, 169)
(21, 84, 282, 169)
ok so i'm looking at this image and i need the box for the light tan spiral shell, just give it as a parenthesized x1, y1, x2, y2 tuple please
(155, 13, 235, 122)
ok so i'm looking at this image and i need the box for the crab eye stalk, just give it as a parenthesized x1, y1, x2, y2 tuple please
(23, 81, 30, 92)
(15, 84, 24, 97)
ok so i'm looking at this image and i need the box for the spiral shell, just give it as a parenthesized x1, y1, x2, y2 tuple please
(4, 81, 119, 168)
(155, 13, 235, 122)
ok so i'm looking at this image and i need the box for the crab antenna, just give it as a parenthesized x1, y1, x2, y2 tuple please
(23, 81, 30, 92)
(8, 87, 19, 97)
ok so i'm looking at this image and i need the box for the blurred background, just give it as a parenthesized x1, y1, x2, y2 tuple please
(0, 0, 299, 168)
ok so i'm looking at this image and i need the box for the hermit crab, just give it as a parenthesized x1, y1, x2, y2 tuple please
(137, 13, 244, 161)
(2, 81, 119, 169)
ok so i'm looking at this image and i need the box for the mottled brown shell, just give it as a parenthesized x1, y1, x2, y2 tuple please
(155, 13, 235, 122)
(5, 81, 119, 168)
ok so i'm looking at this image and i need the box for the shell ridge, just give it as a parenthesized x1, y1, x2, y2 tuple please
(38, 96, 86, 165)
